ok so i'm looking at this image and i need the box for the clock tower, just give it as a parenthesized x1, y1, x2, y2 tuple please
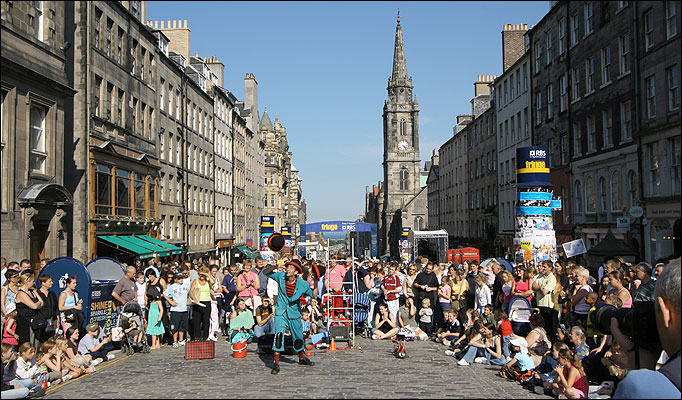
(382, 13, 421, 258)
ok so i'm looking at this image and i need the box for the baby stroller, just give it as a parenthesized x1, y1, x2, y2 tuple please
(116, 302, 150, 355)
(351, 292, 372, 338)
(505, 295, 539, 337)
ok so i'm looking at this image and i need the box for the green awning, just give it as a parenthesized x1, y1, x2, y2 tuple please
(138, 235, 183, 255)
(236, 246, 257, 259)
(119, 236, 171, 257)
(98, 235, 155, 259)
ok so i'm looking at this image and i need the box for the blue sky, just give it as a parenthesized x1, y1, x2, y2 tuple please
(147, 1, 549, 223)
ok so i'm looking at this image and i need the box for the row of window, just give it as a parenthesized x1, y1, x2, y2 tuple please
(215, 206, 232, 236)
(94, 76, 155, 138)
(440, 185, 498, 215)
(94, 164, 157, 218)
(574, 170, 636, 214)
(498, 61, 529, 109)
(498, 108, 530, 150)
(94, 7, 155, 83)
(438, 220, 490, 239)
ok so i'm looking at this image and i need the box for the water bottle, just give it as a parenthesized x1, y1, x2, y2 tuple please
(41, 372, 48, 389)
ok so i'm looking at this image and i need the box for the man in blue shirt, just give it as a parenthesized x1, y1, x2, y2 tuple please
(614, 258, 680, 399)
(263, 258, 315, 375)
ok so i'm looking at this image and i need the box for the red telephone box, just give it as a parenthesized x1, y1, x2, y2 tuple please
(447, 247, 480, 264)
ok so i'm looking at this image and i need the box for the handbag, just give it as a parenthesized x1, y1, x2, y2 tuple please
(30, 314, 47, 330)
(44, 318, 56, 333)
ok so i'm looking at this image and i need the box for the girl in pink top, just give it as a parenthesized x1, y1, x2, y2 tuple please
(2, 309, 19, 347)
(551, 348, 589, 399)
(607, 270, 633, 308)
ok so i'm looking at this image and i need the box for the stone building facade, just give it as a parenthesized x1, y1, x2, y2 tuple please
(381, 18, 427, 258)
(69, 1, 162, 262)
(1, 0, 76, 270)
(636, 1, 681, 262)
(466, 83, 497, 249)
(527, 1, 577, 248)
(494, 50, 532, 255)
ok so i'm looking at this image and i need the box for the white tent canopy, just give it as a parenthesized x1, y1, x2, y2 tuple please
(412, 230, 449, 239)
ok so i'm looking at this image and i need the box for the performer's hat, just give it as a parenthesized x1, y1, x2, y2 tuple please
(267, 232, 286, 252)
(285, 259, 303, 274)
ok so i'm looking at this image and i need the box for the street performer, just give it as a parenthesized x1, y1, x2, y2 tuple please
(263, 258, 315, 374)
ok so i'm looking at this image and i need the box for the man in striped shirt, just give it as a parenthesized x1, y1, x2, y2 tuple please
(263, 258, 315, 375)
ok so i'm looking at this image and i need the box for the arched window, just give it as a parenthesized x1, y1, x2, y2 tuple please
(627, 170, 638, 209)
(414, 216, 424, 230)
(599, 177, 607, 212)
(574, 180, 583, 213)
(586, 174, 596, 212)
(400, 120, 407, 136)
(400, 168, 409, 191)
(611, 171, 622, 211)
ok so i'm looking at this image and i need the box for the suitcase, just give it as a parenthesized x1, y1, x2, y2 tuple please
(184, 340, 215, 360)
(257, 334, 297, 355)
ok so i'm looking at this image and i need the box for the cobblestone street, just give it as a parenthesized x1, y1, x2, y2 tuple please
(44, 336, 548, 399)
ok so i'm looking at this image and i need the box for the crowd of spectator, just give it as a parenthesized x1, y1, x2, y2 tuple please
(1, 253, 679, 399)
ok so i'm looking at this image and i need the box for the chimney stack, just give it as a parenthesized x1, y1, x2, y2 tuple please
(502, 23, 529, 72)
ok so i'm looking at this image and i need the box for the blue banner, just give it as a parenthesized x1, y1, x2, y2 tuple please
(515, 147, 552, 188)
(302, 221, 374, 233)
(516, 206, 553, 216)
(518, 191, 553, 201)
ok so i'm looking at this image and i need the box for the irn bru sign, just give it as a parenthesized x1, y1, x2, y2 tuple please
(515, 146, 552, 188)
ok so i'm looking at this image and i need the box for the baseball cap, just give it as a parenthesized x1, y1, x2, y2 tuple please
(175, 272, 184, 279)
(86, 323, 99, 332)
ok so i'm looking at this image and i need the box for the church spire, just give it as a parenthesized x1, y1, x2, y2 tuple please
(391, 12, 408, 81)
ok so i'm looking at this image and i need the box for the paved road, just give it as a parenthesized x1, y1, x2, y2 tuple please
(43, 336, 548, 398)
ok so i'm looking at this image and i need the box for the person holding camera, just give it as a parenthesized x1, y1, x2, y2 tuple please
(613, 258, 680, 399)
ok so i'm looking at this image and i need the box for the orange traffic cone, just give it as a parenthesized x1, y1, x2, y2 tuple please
(329, 337, 337, 352)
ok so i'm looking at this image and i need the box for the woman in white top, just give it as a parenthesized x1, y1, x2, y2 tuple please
(570, 267, 593, 326)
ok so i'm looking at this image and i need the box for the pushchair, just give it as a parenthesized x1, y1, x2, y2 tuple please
(116, 302, 150, 354)
(505, 295, 539, 337)
(351, 292, 372, 338)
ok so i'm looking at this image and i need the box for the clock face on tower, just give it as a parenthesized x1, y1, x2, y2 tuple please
(397, 140, 409, 151)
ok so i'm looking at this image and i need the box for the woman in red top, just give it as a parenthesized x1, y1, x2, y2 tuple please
(551, 348, 589, 399)
(512, 266, 534, 302)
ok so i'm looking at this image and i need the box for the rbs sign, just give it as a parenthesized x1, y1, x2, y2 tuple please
(516, 146, 552, 188)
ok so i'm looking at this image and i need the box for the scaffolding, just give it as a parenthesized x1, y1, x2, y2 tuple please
(323, 238, 358, 347)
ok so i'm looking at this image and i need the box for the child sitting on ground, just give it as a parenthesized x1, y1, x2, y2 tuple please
(436, 310, 461, 345)
(549, 348, 589, 399)
(301, 309, 312, 339)
(481, 304, 495, 326)
(449, 309, 481, 351)
(529, 342, 570, 390)
(40, 339, 72, 384)
(14, 343, 43, 382)
(500, 337, 535, 381)
(307, 297, 323, 334)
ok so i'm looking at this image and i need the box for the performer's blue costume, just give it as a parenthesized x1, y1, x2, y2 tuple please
(266, 270, 315, 352)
